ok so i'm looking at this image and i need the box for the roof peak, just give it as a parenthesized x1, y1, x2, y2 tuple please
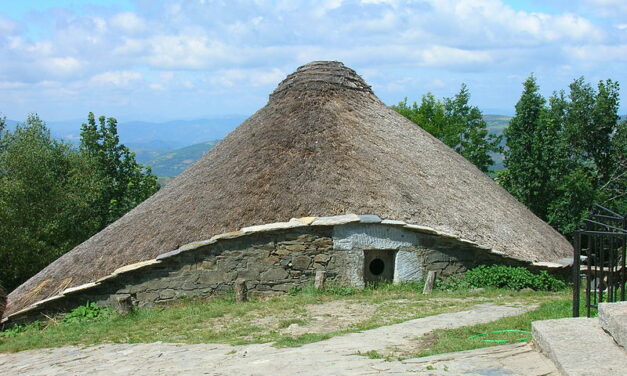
(270, 61, 372, 98)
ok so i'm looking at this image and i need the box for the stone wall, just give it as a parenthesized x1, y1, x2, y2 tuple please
(3, 216, 567, 325)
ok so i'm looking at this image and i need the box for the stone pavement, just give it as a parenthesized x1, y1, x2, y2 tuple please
(0, 303, 559, 375)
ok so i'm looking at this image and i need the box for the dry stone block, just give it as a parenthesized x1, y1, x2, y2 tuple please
(261, 268, 288, 281)
(198, 271, 227, 285)
(292, 255, 311, 270)
(313, 254, 331, 263)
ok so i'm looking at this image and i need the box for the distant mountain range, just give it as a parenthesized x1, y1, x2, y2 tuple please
(5, 115, 247, 150)
(139, 140, 221, 177)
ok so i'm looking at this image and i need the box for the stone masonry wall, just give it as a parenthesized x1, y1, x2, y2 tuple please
(4, 218, 557, 325)
(59, 227, 506, 311)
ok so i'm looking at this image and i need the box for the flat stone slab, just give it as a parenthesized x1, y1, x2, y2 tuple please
(241, 221, 307, 233)
(61, 282, 100, 295)
(112, 259, 161, 276)
(0, 303, 547, 376)
(357, 214, 381, 223)
(599, 301, 627, 349)
(311, 214, 360, 226)
(532, 317, 627, 376)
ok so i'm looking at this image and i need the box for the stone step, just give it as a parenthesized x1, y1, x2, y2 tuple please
(599, 301, 627, 349)
(532, 317, 627, 376)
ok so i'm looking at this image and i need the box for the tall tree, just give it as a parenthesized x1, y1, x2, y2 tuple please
(80, 112, 159, 227)
(501, 75, 550, 214)
(0, 113, 159, 291)
(0, 115, 89, 290)
(444, 84, 502, 173)
(502, 75, 622, 235)
(393, 84, 502, 173)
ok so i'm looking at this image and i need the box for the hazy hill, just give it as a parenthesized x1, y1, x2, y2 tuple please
(484, 114, 512, 170)
(4, 115, 246, 151)
(143, 140, 220, 177)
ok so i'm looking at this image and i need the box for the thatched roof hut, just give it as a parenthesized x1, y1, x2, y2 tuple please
(6, 61, 571, 316)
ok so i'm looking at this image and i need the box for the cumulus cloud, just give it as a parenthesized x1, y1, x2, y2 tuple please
(90, 71, 142, 87)
(110, 12, 146, 33)
(0, 0, 624, 120)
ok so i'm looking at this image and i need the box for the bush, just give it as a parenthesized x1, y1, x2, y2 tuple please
(438, 265, 566, 291)
(62, 302, 112, 324)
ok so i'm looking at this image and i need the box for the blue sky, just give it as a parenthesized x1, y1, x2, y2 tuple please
(1, 0, 626, 122)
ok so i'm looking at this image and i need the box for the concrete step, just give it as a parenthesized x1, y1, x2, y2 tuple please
(599, 301, 627, 349)
(532, 317, 627, 376)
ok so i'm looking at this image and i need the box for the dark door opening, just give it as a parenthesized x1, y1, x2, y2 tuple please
(363, 250, 396, 284)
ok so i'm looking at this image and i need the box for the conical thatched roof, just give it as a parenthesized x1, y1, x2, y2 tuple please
(7, 61, 571, 315)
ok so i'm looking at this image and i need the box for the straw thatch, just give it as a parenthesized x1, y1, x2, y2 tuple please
(7, 61, 572, 316)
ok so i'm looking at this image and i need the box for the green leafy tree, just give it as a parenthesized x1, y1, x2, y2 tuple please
(502, 75, 622, 235)
(0, 115, 92, 290)
(80, 112, 159, 227)
(393, 84, 502, 173)
(501, 75, 551, 215)
(0, 113, 159, 291)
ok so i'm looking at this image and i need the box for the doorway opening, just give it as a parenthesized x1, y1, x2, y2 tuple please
(363, 249, 396, 284)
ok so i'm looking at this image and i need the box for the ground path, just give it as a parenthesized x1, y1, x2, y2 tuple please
(0, 303, 558, 375)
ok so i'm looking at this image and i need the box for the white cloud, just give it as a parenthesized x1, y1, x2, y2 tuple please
(419, 46, 494, 68)
(584, 0, 627, 17)
(0, 0, 625, 121)
(90, 71, 142, 87)
(46, 57, 83, 76)
(565, 44, 627, 62)
(111, 12, 146, 33)
(147, 35, 233, 69)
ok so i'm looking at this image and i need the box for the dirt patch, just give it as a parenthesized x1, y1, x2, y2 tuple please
(280, 300, 377, 336)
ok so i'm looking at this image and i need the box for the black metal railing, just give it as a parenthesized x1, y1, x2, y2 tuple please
(572, 204, 626, 317)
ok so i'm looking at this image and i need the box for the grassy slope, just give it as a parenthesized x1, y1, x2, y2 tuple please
(0, 284, 571, 354)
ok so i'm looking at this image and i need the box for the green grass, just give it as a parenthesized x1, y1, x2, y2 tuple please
(414, 293, 578, 358)
(0, 283, 573, 354)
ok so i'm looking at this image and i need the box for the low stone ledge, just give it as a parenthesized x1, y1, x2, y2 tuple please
(311, 214, 360, 226)
(31, 294, 65, 307)
(157, 240, 217, 260)
(458, 238, 479, 246)
(241, 221, 308, 233)
(61, 282, 100, 295)
(210, 231, 246, 242)
(434, 230, 459, 240)
(358, 215, 382, 224)
(95, 274, 119, 284)
(403, 224, 438, 235)
(112, 260, 162, 276)
(290, 216, 317, 225)
(381, 219, 406, 226)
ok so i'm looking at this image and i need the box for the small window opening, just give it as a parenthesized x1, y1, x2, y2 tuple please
(363, 250, 396, 283)
(369, 258, 385, 275)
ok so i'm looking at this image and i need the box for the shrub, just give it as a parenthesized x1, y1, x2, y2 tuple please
(62, 302, 112, 324)
(438, 265, 566, 291)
